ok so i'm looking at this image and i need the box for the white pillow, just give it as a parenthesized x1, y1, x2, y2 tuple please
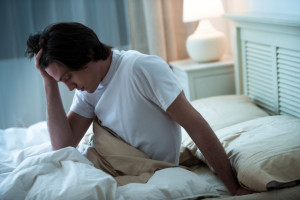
(189, 95, 269, 131)
(117, 167, 219, 199)
(181, 95, 269, 165)
(199, 115, 300, 191)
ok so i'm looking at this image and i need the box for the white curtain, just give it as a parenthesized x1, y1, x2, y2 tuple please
(0, 0, 130, 129)
(127, 0, 197, 62)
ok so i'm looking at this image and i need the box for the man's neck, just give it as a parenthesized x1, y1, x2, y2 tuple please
(97, 50, 113, 84)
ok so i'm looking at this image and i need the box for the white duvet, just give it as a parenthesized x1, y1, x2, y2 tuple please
(1, 146, 120, 200)
(0, 121, 221, 200)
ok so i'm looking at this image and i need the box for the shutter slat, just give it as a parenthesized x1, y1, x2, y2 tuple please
(247, 52, 273, 62)
(277, 58, 300, 69)
(247, 48, 270, 57)
(279, 84, 300, 94)
(277, 47, 300, 118)
(277, 48, 300, 61)
(246, 42, 271, 52)
(248, 86, 273, 100)
(248, 68, 273, 81)
(278, 67, 300, 79)
(247, 56, 271, 67)
(280, 107, 300, 118)
(279, 96, 300, 108)
(279, 73, 300, 85)
(248, 92, 274, 107)
(245, 41, 275, 114)
(249, 96, 275, 113)
(279, 90, 300, 104)
(279, 77, 300, 89)
(247, 61, 272, 75)
(277, 54, 300, 63)
(280, 110, 300, 118)
(249, 83, 273, 96)
(247, 69, 273, 85)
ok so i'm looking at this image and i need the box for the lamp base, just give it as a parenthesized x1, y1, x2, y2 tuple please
(186, 20, 227, 62)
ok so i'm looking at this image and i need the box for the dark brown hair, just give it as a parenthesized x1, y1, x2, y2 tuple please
(25, 22, 111, 70)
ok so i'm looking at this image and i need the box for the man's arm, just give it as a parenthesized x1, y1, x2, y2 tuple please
(167, 91, 251, 195)
(35, 50, 93, 150)
(45, 80, 92, 149)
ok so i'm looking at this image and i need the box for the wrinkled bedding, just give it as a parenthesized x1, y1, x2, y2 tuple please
(0, 122, 222, 200)
(1, 122, 299, 200)
(1, 95, 300, 200)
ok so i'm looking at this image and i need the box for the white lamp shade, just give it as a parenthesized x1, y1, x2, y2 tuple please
(183, 0, 225, 22)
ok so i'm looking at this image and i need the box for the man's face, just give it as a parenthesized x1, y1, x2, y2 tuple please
(46, 61, 101, 93)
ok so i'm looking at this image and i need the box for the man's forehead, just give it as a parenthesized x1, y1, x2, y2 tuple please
(45, 62, 69, 82)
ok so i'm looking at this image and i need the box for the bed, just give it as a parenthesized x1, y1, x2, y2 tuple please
(1, 13, 300, 199)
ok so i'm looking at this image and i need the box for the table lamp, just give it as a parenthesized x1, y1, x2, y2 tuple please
(183, 0, 227, 62)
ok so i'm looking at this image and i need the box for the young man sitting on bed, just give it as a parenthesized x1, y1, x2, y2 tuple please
(25, 22, 251, 196)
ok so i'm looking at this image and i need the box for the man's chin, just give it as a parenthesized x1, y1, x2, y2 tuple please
(86, 88, 96, 93)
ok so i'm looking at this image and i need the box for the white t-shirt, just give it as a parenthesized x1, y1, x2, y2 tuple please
(70, 50, 183, 164)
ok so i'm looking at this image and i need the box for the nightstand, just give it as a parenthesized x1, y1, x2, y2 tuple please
(170, 56, 235, 101)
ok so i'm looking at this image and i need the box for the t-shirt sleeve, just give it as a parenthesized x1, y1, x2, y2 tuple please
(133, 55, 183, 111)
(69, 90, 95, 118)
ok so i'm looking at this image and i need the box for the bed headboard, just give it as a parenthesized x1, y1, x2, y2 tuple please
(224, 13, 300, 118)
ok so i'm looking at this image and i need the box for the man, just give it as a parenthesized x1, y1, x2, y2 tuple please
(26, 22, 250, 195)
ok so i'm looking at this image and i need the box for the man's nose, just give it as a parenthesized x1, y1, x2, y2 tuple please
(66, 82, 76, 91)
